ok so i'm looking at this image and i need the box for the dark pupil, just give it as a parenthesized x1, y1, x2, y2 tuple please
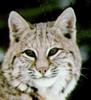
(48, 48, 59, 57)
(24, 50, 36, 58)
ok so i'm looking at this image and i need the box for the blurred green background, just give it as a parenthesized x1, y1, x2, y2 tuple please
(0, 0, 91, 100)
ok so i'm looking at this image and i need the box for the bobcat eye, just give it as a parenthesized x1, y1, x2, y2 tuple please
(48, 48, 59, 57)
(23, 49, 36, 58)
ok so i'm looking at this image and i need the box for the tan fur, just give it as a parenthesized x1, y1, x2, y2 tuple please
(0, 7, 81, 100)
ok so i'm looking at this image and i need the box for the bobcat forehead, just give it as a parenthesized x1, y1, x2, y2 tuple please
(1, 7, 82, 100)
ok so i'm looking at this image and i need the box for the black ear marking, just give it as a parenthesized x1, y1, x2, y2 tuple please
(54, 7, 76, 41)
(15, 37, 19, 42)
(64, 33, 71, 39)
(12, 24, 18, 33)
(8, 11, 30, 43)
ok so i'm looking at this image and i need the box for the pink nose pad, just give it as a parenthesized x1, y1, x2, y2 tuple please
(37, 67, 48, 75)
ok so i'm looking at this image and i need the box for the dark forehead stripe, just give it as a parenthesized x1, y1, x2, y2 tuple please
(34, 23, 48, 45)
(36, 23, 47, 36)
(35, 22, 54, 39)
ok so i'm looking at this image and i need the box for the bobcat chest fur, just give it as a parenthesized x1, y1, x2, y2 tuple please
(1, 7, 81, 100)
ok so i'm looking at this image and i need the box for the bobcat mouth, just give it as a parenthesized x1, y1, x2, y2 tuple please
(30, 74, 57, 80)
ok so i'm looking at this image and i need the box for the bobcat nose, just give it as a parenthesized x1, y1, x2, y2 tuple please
(37, 67, 48, 75)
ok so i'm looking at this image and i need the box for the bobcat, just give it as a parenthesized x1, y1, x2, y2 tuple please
(0, 7, 81, 100)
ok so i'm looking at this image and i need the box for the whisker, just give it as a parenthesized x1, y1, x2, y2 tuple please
(29, 72, 35, 75)
(52, 72, 58, 74)
(51, 68, 58, 72)
(50, 74, 57, 78)
(30, 74, 36, 77)
(28, 68, 35, 72)
(51, 67, 57, 70)
(52, 70, 58, 73)
(28, 70, 35, 73)
(29, 74, 37, 78)
(49, 71, 58, 77)
(80, 73, 88, 80)
(81, 67, 89, 70)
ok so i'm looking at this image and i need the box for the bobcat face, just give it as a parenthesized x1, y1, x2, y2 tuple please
(2, 7, 81, 98)
(10, 25, 75, 89)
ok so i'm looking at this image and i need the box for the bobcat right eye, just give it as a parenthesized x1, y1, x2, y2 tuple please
(23, 49, 36, 58)
(48, 48, 59, 57)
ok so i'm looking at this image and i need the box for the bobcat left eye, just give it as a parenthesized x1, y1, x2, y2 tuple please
(23, 49, 36, 58)
(48, 48, 59, 57)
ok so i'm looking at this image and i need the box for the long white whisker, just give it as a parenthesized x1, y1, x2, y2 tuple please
(80, 73, 88, 80)
(81, 67, 89, 70)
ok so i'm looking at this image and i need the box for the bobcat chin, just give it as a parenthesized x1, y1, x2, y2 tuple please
(1, 7, 81, 100)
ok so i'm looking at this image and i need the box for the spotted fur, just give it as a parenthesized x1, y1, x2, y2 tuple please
(1, 7, 81, 100)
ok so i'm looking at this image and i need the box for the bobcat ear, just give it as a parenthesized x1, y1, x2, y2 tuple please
(8, 11, 30, 42)
(54, 7, 76, 41)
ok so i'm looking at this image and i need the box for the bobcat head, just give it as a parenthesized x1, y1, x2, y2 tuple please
(2, 7, 81, 99)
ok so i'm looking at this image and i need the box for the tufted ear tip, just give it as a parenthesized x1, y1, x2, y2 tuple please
(8, 11, 30, 42)
(8, 11, 20, 26)
(65, 7, 75, 14)
(54, 7, 76, 41)
(63, 7, 76, 24)
(55, 7, 76, 26)
(9, 11, 18, 16)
